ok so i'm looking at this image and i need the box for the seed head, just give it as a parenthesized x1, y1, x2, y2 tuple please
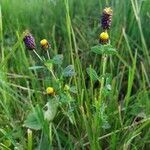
(40, 39, 50, 50)
(101, 7, 113, 30)
(99, 32, 109, 44)
(23, 31, 36, 50)
(46, 87, 55, 95)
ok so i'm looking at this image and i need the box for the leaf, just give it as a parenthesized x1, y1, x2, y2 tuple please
(44, 60, 53, 70)
(99, 103, 111, 129)
(86, 67, 99, 81)
(60, 93, 69, 104)
(102, 87, 111, 97)
(91, 44, 117, 55)
(70, 86, 77, 94)
(66, 110, 76, 124)
(105, 84, 112, 91)
(105, 47, 117, 55)
(24, 112, 42, 130)
(62, 65, 76, 77)
(29, 66, 45, 70)
(44, 97, 59, 122)
(99, 73, 112, 81)
(44, 55, 63, 68)
(24, 105, 45, 131)
(52, 54, 63, 65)
(91, 45, 105, 54)
(102, 121, 111, 129)
(38, 133, 51, 150)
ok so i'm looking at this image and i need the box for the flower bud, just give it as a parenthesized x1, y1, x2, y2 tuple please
(64, 84, 70, 91)
(40, 39, 50, 50)
(99, 32, 109, 44)
(46, 87, 55, 95)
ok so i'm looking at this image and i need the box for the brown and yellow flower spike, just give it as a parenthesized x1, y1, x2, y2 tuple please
(101, 7, 113, 30)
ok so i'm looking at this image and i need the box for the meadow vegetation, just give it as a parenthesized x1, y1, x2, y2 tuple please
(0, 0, 150, 149)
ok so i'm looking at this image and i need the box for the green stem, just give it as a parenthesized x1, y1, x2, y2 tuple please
(99, 55, 108, 104)
(105, 0, 109, 6)
(49, 122, 52, 147)
(47, 50, 50, 60)
(50, 69, 57, 80)
(33, 49, 43, 62)
(27, 129, 32, 150)
(33, 49, 57, 80)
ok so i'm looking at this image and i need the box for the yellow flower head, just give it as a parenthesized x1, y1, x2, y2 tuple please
(100, 32, 109, 40)
(40, 39, 50, 49)
(46, 87, 54, 95)
(99, 32, 109, 44)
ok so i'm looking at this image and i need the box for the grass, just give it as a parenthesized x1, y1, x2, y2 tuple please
(0, 0, 150, 149)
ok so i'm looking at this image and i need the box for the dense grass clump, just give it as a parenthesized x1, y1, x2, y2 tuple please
(0, 0, 150, 149)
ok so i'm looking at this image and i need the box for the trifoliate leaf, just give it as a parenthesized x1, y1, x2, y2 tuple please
(99, 103, 111, 129)
(62, 65, 76, 77)
(59, 93, 69, 104)
(70, 86, 77, 94)
(91, 45, 105, 54)
(44, 97, 59, 122)
(102, 87, 111, 97)
(24, 112, 42, 130)
(102, 121, 111, 129)
(24, 105, 45, 130)
(91, 44, 117, 55)
(44, 60, 53, 70)
(86, 67, 99, 81)
(52, 54, 63, 65)
(106, 84, 112, 91)
(105, 47, 117, 55)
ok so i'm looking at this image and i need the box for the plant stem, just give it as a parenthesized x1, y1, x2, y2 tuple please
(27, 129, 32, 150)
(33, 49, 43, 62)
(105, 0, 109, 6)
(50, 69, 57, 80)
(46, 49, 57, 80)
(99, 55, 108, 104)
(49, 122, 52, 147)
(47, 50, 50, 60)
(33, 49, 57, 80)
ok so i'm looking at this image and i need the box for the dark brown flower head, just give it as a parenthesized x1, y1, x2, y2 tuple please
(23, 31, 36, 50)
(101, 7, 113, 30)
